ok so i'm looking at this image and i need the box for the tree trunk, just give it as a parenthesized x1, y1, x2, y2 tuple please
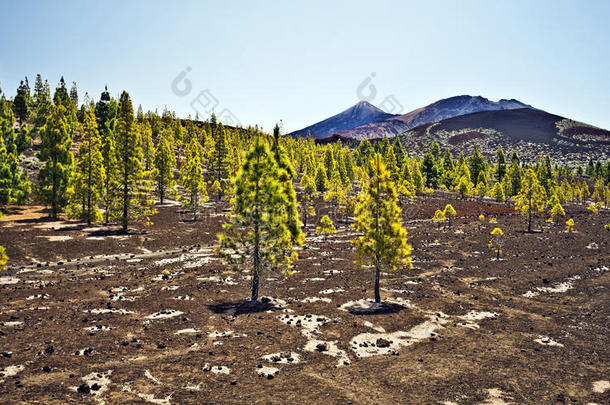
(374, 262, 381, 303)
(251, 149, 261, 302)
(51, 163, 57, 218)
(122, 176, 128, 231)
(527, 194, 532, 233)
(87, 140, 92, 226)
(374, 162, 381, 304)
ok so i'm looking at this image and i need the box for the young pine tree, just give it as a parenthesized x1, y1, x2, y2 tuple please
(0, 245, 7, 272)
(209, 126, 230, 200)
(299, 174, 317, 230)
(444, 204, 456, 228)
(38, 105, 73, 218)
(218, 133, 303, 302)
(315, 164, 329, 193)
(490, 182, 505, 202)
(514, 168, 546, 232)
(316, 215, 336, 241)
(353, 153, 412, 304)
(179, 137, 208, 220)
(66, 104, 105, 224)
(115, 91, 155, 230)
(153, 135, 176, 204)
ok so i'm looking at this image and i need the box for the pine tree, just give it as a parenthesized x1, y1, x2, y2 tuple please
(315, 164, 328, 193)
(66, 104, 105, 224)
(299, 174, 317, 230)
(218, 133, 303, 302)
(476, 170, 488, 199)
(0, 136, 31, 205)
(496, 146, 507, 182)
(0, 245, 7, 272)
(0, 98, 31, 204)
(490, 182, 505, 202)
(316, 215, 336, 241)
(353, 153, 412, 304)
(53, 77, 76, 132)
(210, 180, 222, 202)
(38, 105, 73, 217)
(443, 204, 456, 228)
(357, 138, 373, 166)
(548, 200, 565, 224)
(115, 91, 155, 230)
(457, 175, 472, 199)
(179, 137, 208, 220)
(421, 151, 439, 188)
(469, 147, 485, 184)
(140, 121, 154, 171)
(392, 137, 406, 169)
(489, 227, 504, 260)
(384, 145, 400, 182)
(69, 81, 79, 110)
(514, 169, 546, 232)
(209, 125, 230, 200)
(13, 79, 30, 124)
(33, 77, 52, 133)
(412, 163, 425, 194)
(153, 135, 176, 204)
(270, 123, 301, 241)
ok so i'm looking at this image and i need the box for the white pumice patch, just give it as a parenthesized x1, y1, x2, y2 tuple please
(175, 328, 201, 335)
(0, 364, 25, 383)
(534, 335, 564, 347)
(592, 380, 610, 393)
(350, 314, 450, 359)
(209, 365, 231, 375)
(523, 275, 581, 297)
(300, 296, 332, 303)
(257, 366, 279, 378)
(72, 370, 113, 403)
(0, 277, 20, 285)
(320, 288, 345, 294)
(26, 294, 49, 300)
(304, 339, 350, 367)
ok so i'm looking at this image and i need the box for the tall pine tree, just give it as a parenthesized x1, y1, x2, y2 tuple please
(38, 105, 73, 217)
(218, 132, 303, 302)
(66, 104, 105, 224)
(353, 153, 412, 304)
(115, 91, 155, 230)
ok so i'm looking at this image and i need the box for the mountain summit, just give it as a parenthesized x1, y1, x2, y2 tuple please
(332, 95, 534, 140)
(288, 101, 396, 139)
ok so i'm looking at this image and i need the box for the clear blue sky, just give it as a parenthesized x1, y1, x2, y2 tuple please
(1, 0, 609, 132)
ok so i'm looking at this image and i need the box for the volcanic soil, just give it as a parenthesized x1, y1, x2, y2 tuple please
(0, 196, 608, 404)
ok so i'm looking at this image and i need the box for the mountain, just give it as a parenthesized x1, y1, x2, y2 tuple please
(333, 95, 533, 140)
(397, 108, 610, 165)
(288, 101, 396, 139)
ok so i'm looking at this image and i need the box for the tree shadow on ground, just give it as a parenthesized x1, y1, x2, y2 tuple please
(342, 300, 405, 315)
(207, 297, 277, 316)
(87, 228, 146, 237)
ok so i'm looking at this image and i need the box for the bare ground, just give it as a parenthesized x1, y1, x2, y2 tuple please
(0, 196, 608, 404)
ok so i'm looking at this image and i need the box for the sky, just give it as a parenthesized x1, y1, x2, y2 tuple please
(1, 0, 609, 132)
